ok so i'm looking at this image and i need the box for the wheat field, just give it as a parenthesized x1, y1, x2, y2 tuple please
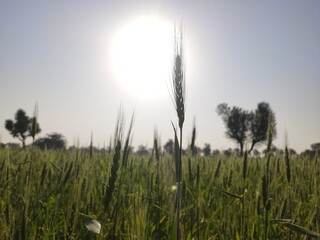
(0, 141, 319, 239)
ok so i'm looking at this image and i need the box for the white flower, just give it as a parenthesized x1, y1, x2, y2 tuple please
(80, 213, 101, 234)
(85, 219, 101, 234)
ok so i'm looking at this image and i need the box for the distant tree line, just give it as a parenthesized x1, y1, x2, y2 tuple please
(300, 143, 320, 158)
(4, 109, 66, 150)
(132, 140, 318, 158)
(3, 108, 318, 158)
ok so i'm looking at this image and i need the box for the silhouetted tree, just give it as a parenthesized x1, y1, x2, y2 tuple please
(262, 145, 278, 155)
(191, 145, 200, 156)
(216, 103, 250, 156)
(164, 139, 174, 155)
(233, 148, 240, 156)
(311, 142, 320, 152)
(223, 148, 232, 157)
(5, 143, 21, 149)
(136, 145, 149, 155)
(5, 109, 41, 148)
(300, 143, 320, 158)
(34, 133, 66, 150)
(301, 149, 316, 158)
(253, 149, 260, 157)
(202, 143, 211, 156)
(289, 148, 297, 156)
(212, 149, 220, 156)
(217, 102, 276, 156)
(248, 102, 276, 153)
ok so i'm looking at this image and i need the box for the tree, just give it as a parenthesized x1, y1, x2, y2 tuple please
(5, 143, 20, 149)
(34, 133, 67, 150)
(253, 149, 260, 157)
(202, 143, 211, 157)
(216, 103, 250, 156)
(216, 102, 276, 156)
(289, 148, 297, 156)
(311, 142, 320, 151)
(248, 102, 276, 153)
(262, 145, 278, 155)
(164, 139, 174, 155)
(136, 145, 149, 156)
(191, 145, 200, 156)
(5, 109, 41, 148)
(212, 149, 220, 156)
(300, 143, 320, 158)
(301, 149, 316, 158)
(223, 148, 232, 157)
(233, 148, 240, 156)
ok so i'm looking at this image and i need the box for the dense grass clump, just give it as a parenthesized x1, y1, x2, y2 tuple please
(0, 146, 319, 239)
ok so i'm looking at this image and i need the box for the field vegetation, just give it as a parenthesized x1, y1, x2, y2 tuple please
(0, 140, 319, 239)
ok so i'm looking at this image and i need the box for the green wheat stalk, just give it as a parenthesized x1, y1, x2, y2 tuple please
(170, 24, 185, 240)
(284, 134, 292, 240)
(103, 110, 124, 212)
(263, 114, 275, 240)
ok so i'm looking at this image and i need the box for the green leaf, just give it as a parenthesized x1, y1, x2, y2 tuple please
(171, 214, 177, 240)
(271, 219, 320, 238)
(171, 122, 181, 182)
(270, 218, 291, 224)
(214, 187, 242, 199)
(283, 222, 320, 238)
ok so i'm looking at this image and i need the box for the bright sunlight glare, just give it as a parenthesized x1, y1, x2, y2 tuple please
(110, 16, 173, 101)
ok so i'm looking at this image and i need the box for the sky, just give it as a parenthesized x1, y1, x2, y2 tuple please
(0, 0, 319, 153)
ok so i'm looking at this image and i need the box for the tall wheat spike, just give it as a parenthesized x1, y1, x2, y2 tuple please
(104, 110, 124, 212)
(172, 35, 185, 130)
(30, 103, 39, 142)
(170, 24, 185, 240)
(263, 113, 275, 240)
(122, 114, 134, 168)
(89, 131, 93, 159)
(243, 150, 248, 181)
(284, 134, 292, 239)
(284, 146, 291, 184)
(153, 128, 162, 240)
(190, 118, 196, 150)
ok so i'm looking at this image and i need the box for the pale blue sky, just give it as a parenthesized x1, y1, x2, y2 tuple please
(0, 0, 319, 152)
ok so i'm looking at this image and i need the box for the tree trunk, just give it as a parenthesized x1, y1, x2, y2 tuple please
(20, 134, 26, 149)
(248, 141, 255, 154)
(240, 142, 244, 156)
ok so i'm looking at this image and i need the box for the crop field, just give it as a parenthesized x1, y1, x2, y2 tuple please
(0, 142, 319, 239)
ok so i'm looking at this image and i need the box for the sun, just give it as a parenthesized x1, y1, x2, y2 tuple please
(110, 16, 173, 101)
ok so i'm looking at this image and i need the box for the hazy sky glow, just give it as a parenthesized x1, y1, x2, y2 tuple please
(0, 0, 319, 153)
